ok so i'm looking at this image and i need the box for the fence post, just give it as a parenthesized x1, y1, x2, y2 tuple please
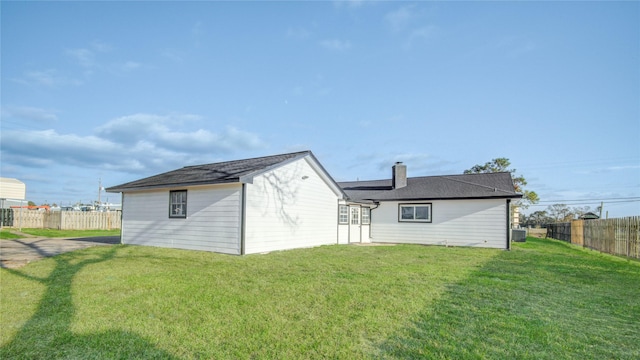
(628, 217, 632, 258)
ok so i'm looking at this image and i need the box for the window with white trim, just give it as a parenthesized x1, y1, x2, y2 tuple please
(339, 205, 349, 224)
(361, 207, 370, 225)
(169, 190, 187, 218)
(351, 207, 360, 225)
(398, 203, 431, 222)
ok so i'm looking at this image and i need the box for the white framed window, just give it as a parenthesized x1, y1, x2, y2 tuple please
(361, 207, 370, 225)
(169, 190, 187, 218)
(351, 207, 360, 225)
(398, 203, 432, 223)
(339, 205, 349, 224)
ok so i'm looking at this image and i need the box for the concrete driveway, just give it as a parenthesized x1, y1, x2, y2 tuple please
(0, 235, 120, 269)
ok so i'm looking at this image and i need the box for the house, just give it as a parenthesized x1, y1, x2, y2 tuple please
(0, 177, 26, 209)
(579, 212, 600, 220)
(106, 151, 346, 255)
(338, 162, 522, 249)
(107, 151, 522, 254)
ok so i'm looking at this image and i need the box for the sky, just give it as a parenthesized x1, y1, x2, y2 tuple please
(1, 1, 639, 218)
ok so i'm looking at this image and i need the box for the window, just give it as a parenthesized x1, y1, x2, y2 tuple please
(351, 207, 360, 225)
(169, 190, 187, 218)
(339, 205, 349, 224)
(361, 207, 370, 225)
(398, 203, 432, 222)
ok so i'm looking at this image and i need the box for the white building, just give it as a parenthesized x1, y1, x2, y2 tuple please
(107, 151, 521, 254)
(0, 177, 26, 208)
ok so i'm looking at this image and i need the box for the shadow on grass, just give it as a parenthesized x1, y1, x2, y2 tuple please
(376, 238, 640, 359)
(0, 245, 177, 359)
(65, 235, 121, 244)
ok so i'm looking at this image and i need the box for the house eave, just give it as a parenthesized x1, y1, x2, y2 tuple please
(355, 195, 523, 202)
(105, 179, 241, 193)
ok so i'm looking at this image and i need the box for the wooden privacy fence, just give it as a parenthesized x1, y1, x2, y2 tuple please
(547, 217, 640, 259)
(6, 210, 121, 230)
(547, 222, 571, 242)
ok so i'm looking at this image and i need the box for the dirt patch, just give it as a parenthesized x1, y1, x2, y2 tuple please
(0, 236, 120, 269)
(527, 228, 547, 238)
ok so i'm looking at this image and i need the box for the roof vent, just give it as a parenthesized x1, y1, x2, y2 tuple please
(392, 162, 407, 189)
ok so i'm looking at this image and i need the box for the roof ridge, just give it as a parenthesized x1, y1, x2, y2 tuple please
(437, 175, 515, 194)
(340, 171, 511, 184)
(182, 150, 311, 168)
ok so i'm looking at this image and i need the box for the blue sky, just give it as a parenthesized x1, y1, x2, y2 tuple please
(1, 1, 639, 217)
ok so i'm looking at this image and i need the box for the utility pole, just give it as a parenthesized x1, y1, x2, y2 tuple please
(98, 178, 102, 206)
(599, 201, 603, 218)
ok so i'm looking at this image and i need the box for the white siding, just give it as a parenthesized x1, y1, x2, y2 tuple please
(337, 225, 349, 244)
(244, 157, 340, 254)
(121, 184, 242, 254)
(371, 199, 508, 249)
(361, 224, 371, 243)
(0, 178, 26, 200)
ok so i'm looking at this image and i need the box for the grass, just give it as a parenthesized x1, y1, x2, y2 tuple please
(6, 228, 120, 238)
(0, 230, 24, 240)
(1, 237, 638, 359)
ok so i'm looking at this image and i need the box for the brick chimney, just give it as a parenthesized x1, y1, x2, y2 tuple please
(392, 162, 407, 189)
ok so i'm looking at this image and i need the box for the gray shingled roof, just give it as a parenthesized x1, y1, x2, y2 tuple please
(106, 151, 311, 192)
(339, 172, 521, 202)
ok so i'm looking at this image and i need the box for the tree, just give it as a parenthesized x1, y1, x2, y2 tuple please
(27, 201, 36, 206)
(547, 203, 572, 222)
(522, 210, 552, 227)
(464, 158, 539, 208)
(571, 206, 591, 219)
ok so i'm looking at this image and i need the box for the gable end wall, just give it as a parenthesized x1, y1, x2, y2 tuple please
(244, 157, 340, 254)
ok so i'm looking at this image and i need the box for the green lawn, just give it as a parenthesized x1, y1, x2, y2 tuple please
(0, 230, 24, 240)
(6, 228, 120, 238)
(1, 238, 638, 359)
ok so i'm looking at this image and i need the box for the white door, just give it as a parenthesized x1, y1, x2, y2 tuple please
(349, 206, 361, 243)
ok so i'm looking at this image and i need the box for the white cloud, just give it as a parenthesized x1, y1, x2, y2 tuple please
(192, 21, 204, 37)
(373, 152, 457, 176)
(286, 27, 310, 40)
(67, 48, 96, 68)
(0, 129, 118, 166)
(67, 41, 142, 77)
(121, 61, 141, 71)
(13, 69, 82, 87)
(154, 126, 264, 153)
(162, 49, 184, 63)
(90, 40, 113, 53)
(333, 0, 367, 9)
(2, 106, 58, 122)
(320, 39, 352, 51)
(0, 113, 268, 174)
(405, 25, 437, 48)
(96, 113, 171, 145)
(1, 114, 265, 173)
(385, 5, 417, 32)
(384, 5, 438, 50)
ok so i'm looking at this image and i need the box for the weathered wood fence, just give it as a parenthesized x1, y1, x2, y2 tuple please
(4, 210, 121, 230)
(547, 217, 639, 259)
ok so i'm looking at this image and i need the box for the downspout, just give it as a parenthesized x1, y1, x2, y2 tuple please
(369, 201, 380, 241)
(506, 199, 511, 250)
(119, 193, 124, 245)
(240, 183, 247, 255)
(336, 199, 340, 245)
